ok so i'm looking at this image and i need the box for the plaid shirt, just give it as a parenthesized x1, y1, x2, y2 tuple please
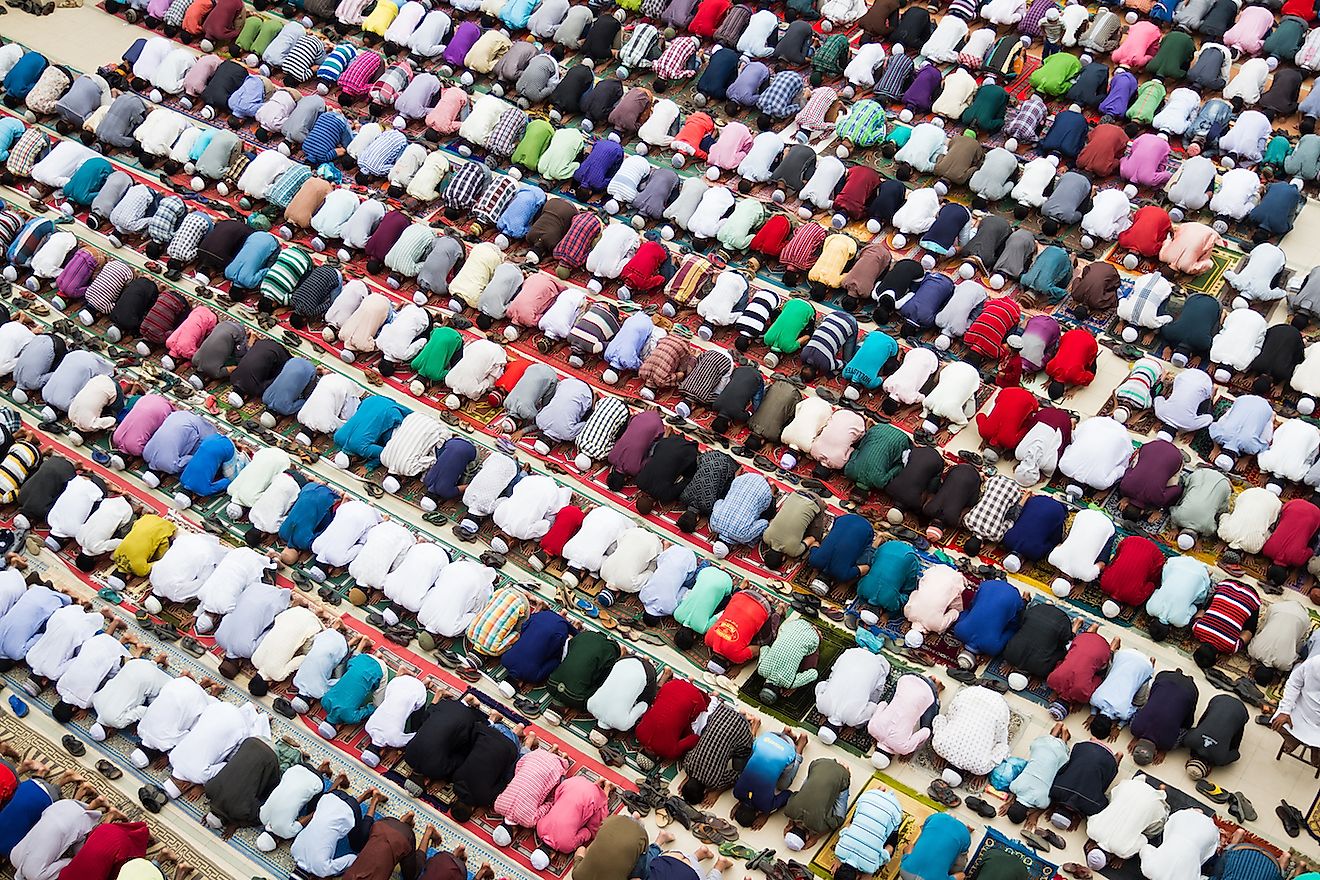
(638, 334, 693, 387)
(757, 618, 820, 688)
(682, 702, 754, 789)
(471, 175, 517, 224)
(266, 164, 313, 209)
(836, 100, 888, 147)
(443, 161, 491, 210)
(962, 474, 1022, 541)
(0, 407, 19, 436)
(369, 63, 413, 105)
(709, 472, 772, 544)
(779, 222, 827, 271)
(336, 51, 384, 97)
(485, 108, 528, 159)
(813, 34, 851, 75)
(577, 396, 630, 459)
(147, 196, 187, 244)
(758, 71, 805, 118)
(654, 35, 700, 79)
(620, 23, 661, 68)
(109, 185, 157, 235)
(553, 212, 603, 268)
(1003, 94, 1047, 143)
(796, 87, 839, 133)
(5, 128, 49, 177)
(167, 212, 213, 263)
(467, 587, 530, 655)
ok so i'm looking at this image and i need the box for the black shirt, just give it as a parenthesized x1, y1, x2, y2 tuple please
(231, 339, 292, 400)
(109, 278, 159, 333)
(713, 366, 765, 423)
(19, 456, 76, 523)
(1130, 669, 1199, 751)
(635, 435, 699, 504)
(1002, 603, 1073, 678)
(1186, 694, 1248, 767)
(403, 698, 484, 781)
(451, 725, 519, 808)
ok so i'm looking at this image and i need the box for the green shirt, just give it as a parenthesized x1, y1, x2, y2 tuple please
(536, 128, 584, 181)
(843, 424, 911, 491)
(511, 119, 554, 169)
(756, 618, 821, 689)
(674, 568, 733, 634)
(410, 326, 463, 381)
(547, 630, 620, 708)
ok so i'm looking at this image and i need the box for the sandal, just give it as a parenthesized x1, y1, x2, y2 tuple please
(62, 735, 86, 757)
(706, 817, 738, 842)
(179, 637, 206, 658)
(965, 796, 996, 818)
(514, 696, 543, 717)
(7, 695, 28, 717)
(1195, 779, 1232, 803)
(692, 822, 721, 844)
(96, 759, 122, 780)
(1062, 864, 1093, 879)
(927, 779, 961, 807)
(138, 785, 169, 813)
(1021, 830, 1053, 852)
(719, 843, 759, 860)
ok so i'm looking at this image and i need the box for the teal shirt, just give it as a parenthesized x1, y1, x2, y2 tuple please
(320, 654, 383, 725)
(673, 568, 733, 634)
(857, 540, 920, 612)
(902, 813, 971, 880)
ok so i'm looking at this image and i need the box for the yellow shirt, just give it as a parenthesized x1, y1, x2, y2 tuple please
(465, 31, 513, 73)
(111, 514, 177, 577)
(808, 234, 859, 288)
(361, 0, 398, 35)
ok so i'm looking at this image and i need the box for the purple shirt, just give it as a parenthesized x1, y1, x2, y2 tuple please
(141, 411, 216, 474)
(444, 22, 482, 66)
(607, 409, 664, 476)
(727, 61, 770, 105)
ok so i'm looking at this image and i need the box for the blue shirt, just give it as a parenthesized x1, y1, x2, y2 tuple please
(809, 514, 875, 582)
(178, 434, 235, 496)
(302, 112, 353, 165)
(902, 813, 972, 880)
(225, 231, 281, 290)
(423, 437, 476, 499)
(952, 579, 1024, 656)
(0, 587, 70, 661)
(0, 780, 55, 856)
(262, 358, 318, 416)
(279, 483, 338, 550)
(732, 732, 798, 813)
(501, 610, 572, 683)
(142, 411, 216, 474)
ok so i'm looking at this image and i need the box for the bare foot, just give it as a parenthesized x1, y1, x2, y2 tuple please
(695, 846, 713, 861)
(715, 858, 733, 871)
(473, 864, 495, 880)
(453, 845, 466, 862)
(657, 830, 675, 847)
(400, 811, 415, 827)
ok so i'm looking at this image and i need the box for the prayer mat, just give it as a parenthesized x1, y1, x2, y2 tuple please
(811, 772, 944, 880)
(968, 828, 1058, 880)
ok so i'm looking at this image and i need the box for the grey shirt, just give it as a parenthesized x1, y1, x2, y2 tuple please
(478, 263, 525, 319)
(506, 363, 559, 421)
(90, 171, 134, 220)
(55, 74, 109, 126)
(193, 322, 249, 380)
(516, 55, 561, 102)
(196, 130, 242, 180)
(994, 229, 1038, 279)
(97, 94, 148, 150)
(969, 147, 1018, 201)
(494, 42, 539, 82)
(282, 95, 326, 145)
(633, 167, 681, 219)
(417, 235, 465, 296)
(552, 5, 594, 47)
(1041, 171, 1091, 224)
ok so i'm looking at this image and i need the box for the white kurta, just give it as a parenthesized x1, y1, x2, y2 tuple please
(383, 542, 450, 612)
(815, 647, 891, 728)
(1275, 653, 1320, 747)
(492, 475, 572, 541)
(364, 675, 428, 748)
(418, 559, 496, 637)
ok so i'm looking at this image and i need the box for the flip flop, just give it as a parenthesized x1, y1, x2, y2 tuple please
(179, 638, 206, 658)
(654, 807, 672, 828)
(719, 843, 760, 860)
(927, 779, 961, 807)
(138, 785, 168, 813)
(1195, 779, 1232, 803)
(96, 759, 122, 780)
(575, 598, 600, 618)
(62, 735, 86, 757)
(7, 695, 27, 717)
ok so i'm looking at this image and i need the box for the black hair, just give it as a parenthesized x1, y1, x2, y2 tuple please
(249, 675, 269, 697)
(1193, 643, 1218, 669)
(674, 627, 697, 650)
(450, 802, 474, 823)
(1267, 564, 1288, 586)
(606, 470, 627, 492)
(244, 529, 265, 548)
(1047, 380, 1066, 400)
(1041, 218, 1060, 236)
(735, 335, 751, 352)
(680, 777, 707, 805)
(365, 259, 384, 275)
(476, 314, 494, 331)
(757, 113, 774, 131)
(763, 548, 784, 570)
(1007, 802, 1029, 824)
(1089, 713, 1113, 740)
(1147, 619, 1169, 642)
(711, 416, 730, 434)
(677, 508, 699, 533)
(881, 398, 900, 416)
(733, 802, 759, 828)
(379, 360, 397, 377)
(800, 365, 817, 382)
(635, 494, 655, 516)
(75, 552, 97, 572)
(1254, 665, 1278, 686)
(51, 701, 75, 724)
(835, 865, 861, 880)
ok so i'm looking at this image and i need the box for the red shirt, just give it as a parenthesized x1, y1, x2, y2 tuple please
(620, 241, 669, 292)
(1046, 631, 1112, 703)
(493, 358, 531, 395)
(750, 214, 792, 260)
(1117, 206, 1172, 258)
(1099, 535, 1165, 606)
(1046, 329, 1099, 386)
(705, 591, 770, 665)
(833, 167, 882, 219)
(1261, 499, 1320, 567)
(0, 762, 16, 806)
(964, 298, 1023, 360)
(688, 0, 732, 35)
(636, 678, 709, 761)
(974, 386, 1039, 449)
(541, 505, 585, 556)
(59, 822, 150, 880)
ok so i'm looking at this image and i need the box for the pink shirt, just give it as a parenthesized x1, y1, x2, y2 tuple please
(425, 87, 469, 135)
(506, 274, 565, 327)
(338, 293, 391, 353)
(166, 307, 217, 360)
(903, 566, 966, 636)
(1158, 222, 1222, 275)
(810, 410, 866, 470)
(707, 123, 755, 170)
(1111, 21, 1162, 66)
(113, 394, 174, 457)
(868, 673, 937, 756)
(493, 750, 568, 828)
(1119, 133, 1172, 188)
(182, 56, 223, 99)
(535, 776, 609, 854)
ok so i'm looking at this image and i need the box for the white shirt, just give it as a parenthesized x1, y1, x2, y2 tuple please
(347, 520, 415, 589)
(197, 547, 277, 617)
(376, 305, 430, 363)
(364, 674, 427, 748)
(27, 605, 103, 681)
(1257, 419, 1320, 482)
(76, 496, 132, 556)
(586, 656, 652, 732)
(1048, 508, 1116, 582)
(895, 126, 948, 174)
(737, 132, 786, 183)
(492, 475, 571, 541)
(462, 453, 518, 517)
(312, 500, 381, 567)
(923, 361, 981, 426)
(262, 764, 326, 840)
(445, 339, 507, 400)
(379, 413, 450, 478)
(56, 632, 128, 709)
(562, 507, 634, 573)
(383, 542, 450, 612)
(1210, 168, 1261, 220)
(150, 531, 226, 602)
(883, 348, 939, 404)
(1058, 417, 1132, 490)
(1081, 188, 1133, 240)
(293, 629, 350, 699)
(782, 396, 834, 452)
(418, 559, 495, 637)
(0, 321, 35, 375)
(1139, 809, 1219, 880)
(1012, 157, 1059, 207)
(1225, 243, 1287, 302)
(292, 790, 359, 877)
(1276, 654, 1320, 747)
(1087, 777, 1168, 858)
(1209, 306, 1268, 369)
(10, 800, 102, 880)
(298, 373, 362, 435)
(169, 701, 268, 784)
(249, 473, 301, 534)
(599, 528, 664, 594)
(91, 657, 171, 729)
(46, 476, 104, 540)
(135, 109, 190, 157)
(67, 374, 119, 433)
(227, 452, 290, 511)
(238, 150, 294, 200)
(138, 677, 215, 752)
(815, 646, 891, 728)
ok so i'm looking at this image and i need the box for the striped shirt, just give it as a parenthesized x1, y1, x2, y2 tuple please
(282, 36, 328, 84)
(384, 226, 436, 277)
(0, 212, 23, 252)
(259, 247, 313, 306)
(379, 412, 448, 477)
(302, 113, 352, 165)
(654, 36, 700, 79)
(780, 223, 827, 271)
(266, 165, 313, 210)
(553, 213, 603, 268)
(85, 261, 135, 316)
(756, 618, 820, 688)
(801, 311, 858, 373)
(835, 100, 888, 147)
(357, 129, 408, 177)
(108, 185, 156, 235)
(466, 587, 530, 656)
(733, 288, 781, 337)
(1191, 580, 1260, 653)
(964, 297, 1023, 359)
(874, 53, 915, 102)
(0, 439, 40, 504)
(291, 265, 343, 319)
(577, 396, 630, 459)
(316, 43, 358, 83)
(567, 303, 620, 355)
(758, 71, 805, 117)
(166, 212, 213, 263)
(369, 64, 412, 106)
(491, 748, 567, 825)
(146, 197, 187, 244)
(678, 350, 733, 403)
(140, 290, 189, 344)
